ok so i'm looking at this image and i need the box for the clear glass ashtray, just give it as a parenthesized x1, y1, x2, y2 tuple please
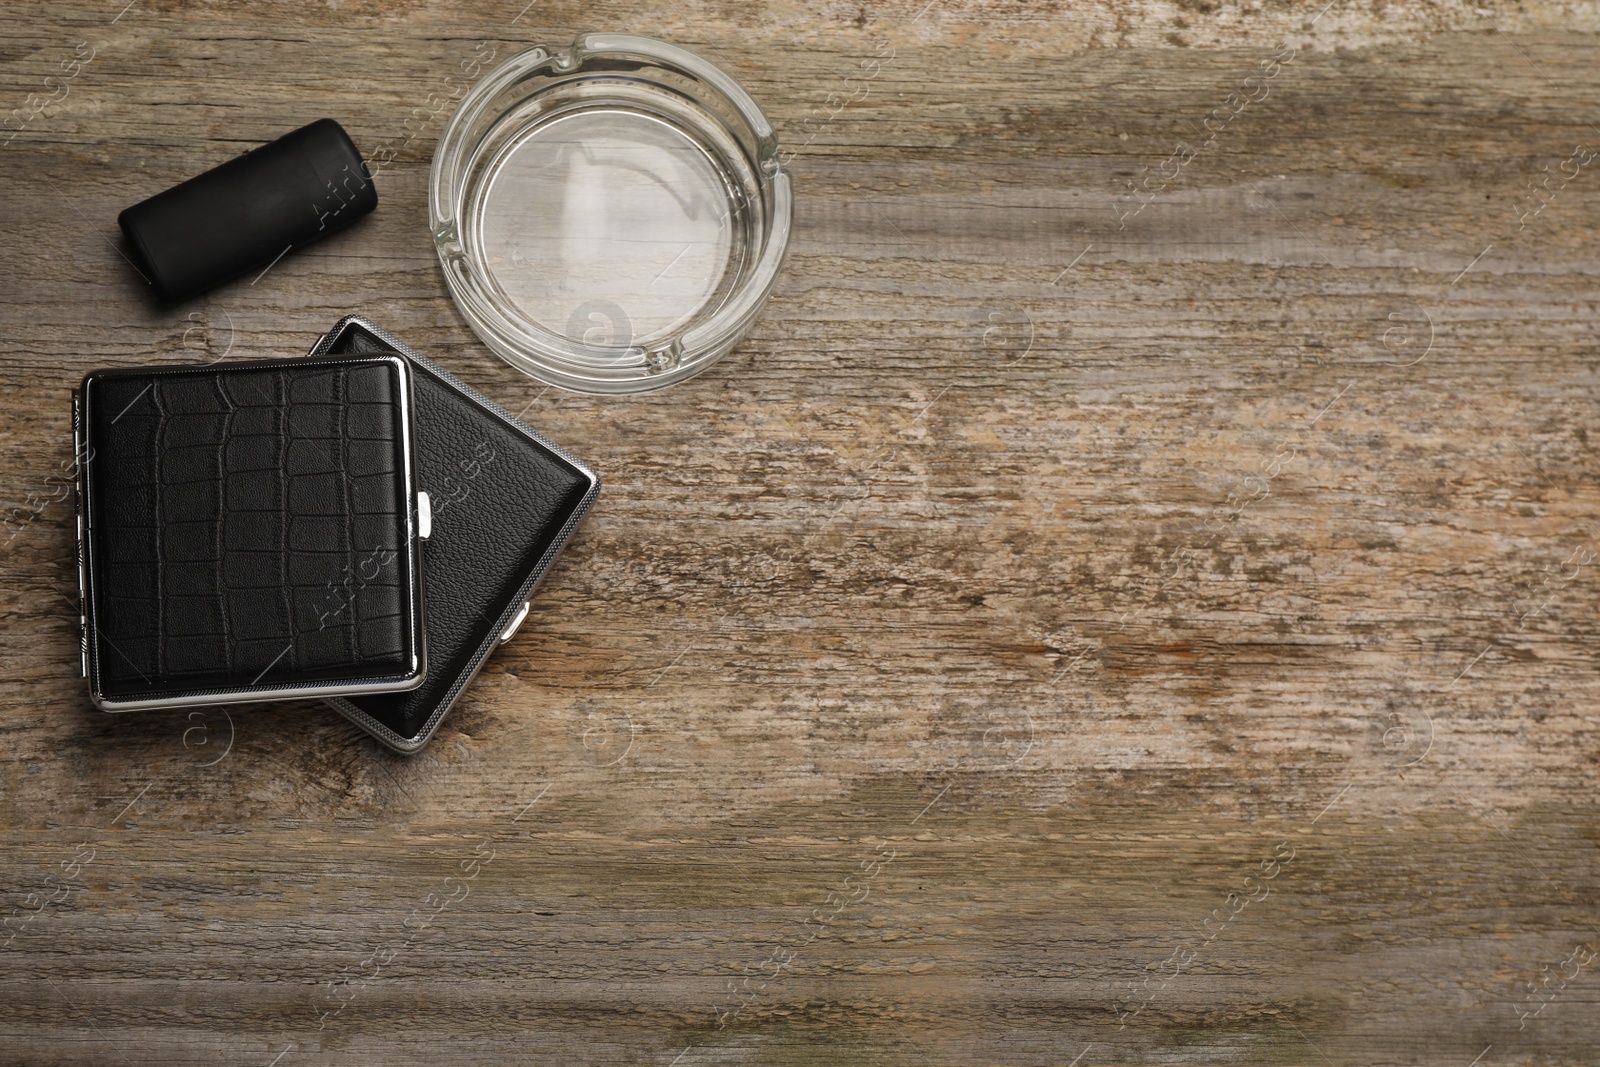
(430, 34, 793, 394)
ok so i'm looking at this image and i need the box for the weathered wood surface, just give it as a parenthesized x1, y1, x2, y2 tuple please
(3, 1, 1600, 1063)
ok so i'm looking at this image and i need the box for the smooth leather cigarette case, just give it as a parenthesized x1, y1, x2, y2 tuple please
(74, 354, 429, 711)
(308, 316, 600, 753)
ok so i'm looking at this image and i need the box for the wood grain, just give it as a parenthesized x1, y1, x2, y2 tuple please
(2, 1, 1599, 1064)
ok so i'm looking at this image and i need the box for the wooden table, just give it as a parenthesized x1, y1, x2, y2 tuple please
(3, 2, 1598, 1063)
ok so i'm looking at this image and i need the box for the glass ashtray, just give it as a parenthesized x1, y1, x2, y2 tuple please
(430, 34, 793, 394)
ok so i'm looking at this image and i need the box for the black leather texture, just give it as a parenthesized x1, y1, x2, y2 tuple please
(80, 357, 419, 700)
(321, 321, 598, 748)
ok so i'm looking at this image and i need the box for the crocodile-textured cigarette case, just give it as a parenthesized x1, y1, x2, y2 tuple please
(74, 354, 430, 711)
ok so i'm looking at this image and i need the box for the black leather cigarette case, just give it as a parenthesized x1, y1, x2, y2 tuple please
(309, 317, 600, 753)
(74, 354, 430, 711)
